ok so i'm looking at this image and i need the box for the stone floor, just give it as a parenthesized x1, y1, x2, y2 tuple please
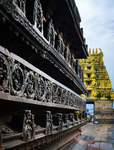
(77, 123, 114, 150)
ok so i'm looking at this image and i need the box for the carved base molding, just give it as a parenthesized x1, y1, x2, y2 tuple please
(0, 108, 87, 149)
(1, 122, 85, 150)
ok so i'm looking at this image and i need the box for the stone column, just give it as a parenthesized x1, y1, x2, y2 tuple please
(75, 59, 79, 76)
(74, 112, 78, 124)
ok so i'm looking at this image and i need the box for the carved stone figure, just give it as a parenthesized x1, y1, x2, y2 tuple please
(45, 80, 52, 102)
(75, 59, 79, 76)
(33, 0, 43, 33)
(34, 73, 39, 100)
(66, 91, 70, 105)
(57, 87, 62, 104)
(47, 19, 55, 47)
(69, 93, 74, 106)
(14, 0, 26, 14)
(71, 53, 76, 71)
(0, 53, 9, 91)
(38, 75, 46, 101)
(45, 111, 53, 135)
(11, 64, 25, 96)
(22, 110, 35, 142)
(25, 71, 35, 99)
(10, 110, 35, 142)
(74, 96, 77, 108)
(69, 113, 75, 126)
(57, 33, 65, 57)
(65, 44, 71, 66)
(52, 83, 58, 103)
(61, 89, 66, 104)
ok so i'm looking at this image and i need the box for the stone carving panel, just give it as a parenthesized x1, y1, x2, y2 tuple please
(47, 19, 55, 47)
(52, 83, 58, 103)
(71, 53, 76, 71)
(0, 53, 9, 91)
(65, 44, 71, 66)
(22, 110, 35, 142)
(38, 75, 46, 101)
(25, 71, 35, 99)
(33, 0, 43, 33)
(13, 0, 26, 14)
(10, 64, 25, 96)
(10, 110, 35, 142)
(69, 113, 75, 126)
(45, 80, 52, 102)
(57, 87, 62, 104)
(69, 93, 74, 106)
(0, 52, 86, 110)
(45, 111, 53, 135)
(74, 96, 78, 108)
(61, 89, 67, 105)
(57, 33, 65, 58)
(66, 91, 70, 105)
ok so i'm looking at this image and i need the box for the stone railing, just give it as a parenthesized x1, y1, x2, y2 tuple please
(0, 48, 86, 110)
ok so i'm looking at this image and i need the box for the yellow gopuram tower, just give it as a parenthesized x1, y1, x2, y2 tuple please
(79, 48, 114, 123)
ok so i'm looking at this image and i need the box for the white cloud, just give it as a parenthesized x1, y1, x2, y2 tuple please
(76, 0, 114, 90)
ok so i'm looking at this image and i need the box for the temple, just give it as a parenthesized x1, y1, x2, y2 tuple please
(0, 0, 88, 149)
(79, 48, 114, 124)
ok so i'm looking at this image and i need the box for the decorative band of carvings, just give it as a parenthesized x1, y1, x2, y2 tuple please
(0, 51, 86, 110)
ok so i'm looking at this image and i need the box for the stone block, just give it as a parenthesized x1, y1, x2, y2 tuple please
(71, 140, 88, 150)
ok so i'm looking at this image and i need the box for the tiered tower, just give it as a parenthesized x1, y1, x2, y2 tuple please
(79, 48, 114, 123)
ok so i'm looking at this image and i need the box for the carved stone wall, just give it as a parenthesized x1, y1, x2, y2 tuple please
(95, 100, 113, 110)
(0, 0, 85, 84)
(94, 100, 113, 123)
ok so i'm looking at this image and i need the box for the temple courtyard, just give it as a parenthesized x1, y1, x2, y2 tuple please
(73, 123, 114, 150)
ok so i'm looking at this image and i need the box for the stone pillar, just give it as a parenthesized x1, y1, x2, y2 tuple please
(74, 112, 78, 124)
(75, 59, 79, 76)
(84, 112, 86, 120)
(81, 112, 83, 122)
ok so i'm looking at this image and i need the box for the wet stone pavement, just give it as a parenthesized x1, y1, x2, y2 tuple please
(78, 123, 114, 150)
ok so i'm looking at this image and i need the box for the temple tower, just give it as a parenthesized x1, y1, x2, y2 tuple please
(79, 48, 114, 123)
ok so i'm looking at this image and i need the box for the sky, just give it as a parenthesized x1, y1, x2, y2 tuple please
(75, 0, 114, 90)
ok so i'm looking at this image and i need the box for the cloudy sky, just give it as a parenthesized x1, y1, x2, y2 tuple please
(75, 0, 114, 90)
